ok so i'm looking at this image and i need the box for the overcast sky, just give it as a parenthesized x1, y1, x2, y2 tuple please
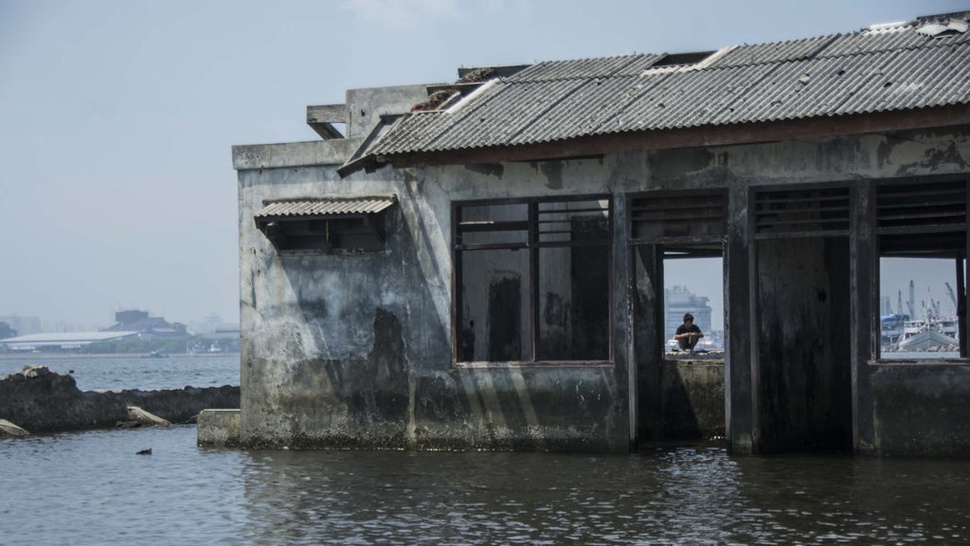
(1, 0, 967, 331)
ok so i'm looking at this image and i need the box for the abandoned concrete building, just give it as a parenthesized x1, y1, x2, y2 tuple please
(222, 11, 970, 456)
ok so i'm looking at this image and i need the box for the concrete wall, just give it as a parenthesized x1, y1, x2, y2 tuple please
(236, 138, 642, 451)
(661, 359, 725, 440)
(756, 237, 852, 452)
(872, 364, 970, 457)
(235, 103, 970, 454)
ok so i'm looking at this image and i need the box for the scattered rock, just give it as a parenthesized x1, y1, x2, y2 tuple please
(127, 406, 171, 427)
(0, 419, 30, 438)
(20, 365, 56, 378)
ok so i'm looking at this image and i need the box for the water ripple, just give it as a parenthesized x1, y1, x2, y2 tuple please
(3, 431, 970, 545)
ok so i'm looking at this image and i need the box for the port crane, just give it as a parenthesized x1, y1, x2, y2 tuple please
(946, 281, 958, 311)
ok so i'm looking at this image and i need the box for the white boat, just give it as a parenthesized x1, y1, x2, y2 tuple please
(897, 329, 959, 351)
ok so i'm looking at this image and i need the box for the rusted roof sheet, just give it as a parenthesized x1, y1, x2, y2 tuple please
(344, 11, 970, 174)
(255, 195, 397, 219)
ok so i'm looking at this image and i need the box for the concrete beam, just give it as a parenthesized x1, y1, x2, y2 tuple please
(232, 138, 364, 170)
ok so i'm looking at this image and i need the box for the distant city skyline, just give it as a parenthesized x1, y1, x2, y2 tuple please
(0, 309, 237, 336)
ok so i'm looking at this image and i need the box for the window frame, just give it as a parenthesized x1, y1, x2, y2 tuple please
(872, 175, 969, 361)
(254, 196, 394, 255)
(452, 194, 614, 367)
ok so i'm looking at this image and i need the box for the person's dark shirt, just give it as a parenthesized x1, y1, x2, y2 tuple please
(676, 324, 702, 336)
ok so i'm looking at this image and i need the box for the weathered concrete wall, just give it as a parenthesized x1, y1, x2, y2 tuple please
(198, 409, 241, 447)
(235, 111, 970, 453)
(0, 366, 239, 433)
(756, 237, 852, 452)
(237, 137, 642, 450)
(872, 364, 970, 457)
(346, 85, 438, 138)
(661, 359, 725, 440)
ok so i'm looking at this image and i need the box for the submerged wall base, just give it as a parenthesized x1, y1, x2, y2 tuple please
(197, 409, 241, 447)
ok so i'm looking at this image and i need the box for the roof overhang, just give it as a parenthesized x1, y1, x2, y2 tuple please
(340, 103, 970, 176)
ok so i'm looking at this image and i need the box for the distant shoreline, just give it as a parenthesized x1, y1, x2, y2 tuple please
(0, 352, 239, 360)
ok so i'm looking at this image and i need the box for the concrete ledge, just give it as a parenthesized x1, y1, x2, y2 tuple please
(662, 359, 725, 440)
(197, 409, 241, 447)
(232, 138, 364, 170)
(872, 363, 970, 457)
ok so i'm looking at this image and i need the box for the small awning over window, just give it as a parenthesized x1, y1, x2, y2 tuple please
(254, 194, 397, 253)
(254, 194, 397, 222)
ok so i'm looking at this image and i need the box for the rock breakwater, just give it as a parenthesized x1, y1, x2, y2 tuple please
(0, 365, 239, 436)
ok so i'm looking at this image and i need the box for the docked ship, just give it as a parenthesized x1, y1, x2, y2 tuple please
(881, 313, 959, 352)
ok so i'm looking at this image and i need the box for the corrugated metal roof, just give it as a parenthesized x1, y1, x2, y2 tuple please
(255, 195, 397, 219)
(707, 35, 837, 68)
(345, 11, 970, 172)
(509, 54, 665, 81)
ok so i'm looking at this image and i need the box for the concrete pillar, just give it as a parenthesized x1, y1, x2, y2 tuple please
(611, 195, 635, 452)
(632, 244, 665, 444)
(850, 185, 876, 453)
(725, 183, 755, 454)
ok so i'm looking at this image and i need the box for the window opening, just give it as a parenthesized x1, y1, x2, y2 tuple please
(454, 196, 612, 363)
(876, 178, 968, 359)
(254, 195, 394, 254)
(628, 190, 727, 357)
(664, 257, 723, 354)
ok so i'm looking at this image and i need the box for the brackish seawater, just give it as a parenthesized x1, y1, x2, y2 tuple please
(3, 426, 970, 545)
(0, 353, 239, 391)
(3, 355, 970, 545)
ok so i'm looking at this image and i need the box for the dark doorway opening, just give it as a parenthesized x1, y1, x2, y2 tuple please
(629, 190, 727, 445)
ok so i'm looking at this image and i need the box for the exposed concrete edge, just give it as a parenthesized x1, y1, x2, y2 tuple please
(232, 138, 365, 170)
(197, 409, 241, 447)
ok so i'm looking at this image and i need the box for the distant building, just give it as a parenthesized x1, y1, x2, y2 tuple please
(191, 327, 241, 354)
(0, 331, 139, 352)
(102, 310, 188, 338)
(664, 286, 712, 342)
(0, 322, 16, 339)
(0, 315, 41, 336)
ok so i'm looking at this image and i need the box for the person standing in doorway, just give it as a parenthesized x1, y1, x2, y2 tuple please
(675, 313, 704, 351)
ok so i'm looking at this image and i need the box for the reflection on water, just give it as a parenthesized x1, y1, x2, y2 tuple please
(3, 426, 970, 545)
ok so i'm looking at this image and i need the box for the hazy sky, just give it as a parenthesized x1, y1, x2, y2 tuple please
(2, 0, 967, 330)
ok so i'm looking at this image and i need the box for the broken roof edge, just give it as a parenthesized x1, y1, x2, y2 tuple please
(457, 64, 531, 80)
(340, 103, 970, 176)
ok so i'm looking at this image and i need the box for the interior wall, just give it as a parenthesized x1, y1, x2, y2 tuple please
(756, 236, 853, 452)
